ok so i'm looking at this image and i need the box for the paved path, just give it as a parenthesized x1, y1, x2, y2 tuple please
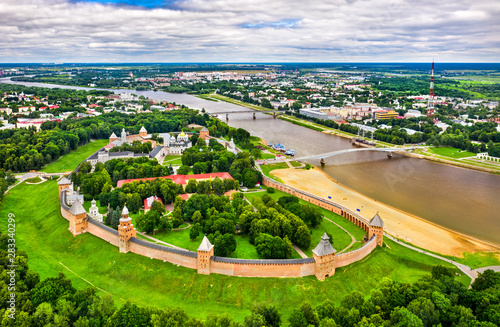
(384, 233, 478, 284)
(475, 266, 500, 274)
(293, 245, 308, 259)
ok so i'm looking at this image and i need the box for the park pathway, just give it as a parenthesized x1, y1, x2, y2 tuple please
(475, 266, 500, 274)
(323, 217, 357, 254)
(293, 245, 308, 259)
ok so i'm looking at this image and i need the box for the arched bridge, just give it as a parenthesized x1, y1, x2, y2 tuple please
(296, 147, 420, 162)
(210, 109, 289, 120)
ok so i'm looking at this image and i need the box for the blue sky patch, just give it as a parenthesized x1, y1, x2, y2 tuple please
(242, 19, 300, 29)
(74, 0, 176, 9)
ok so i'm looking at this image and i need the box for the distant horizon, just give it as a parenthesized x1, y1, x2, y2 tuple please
(1, 62, 500, 65)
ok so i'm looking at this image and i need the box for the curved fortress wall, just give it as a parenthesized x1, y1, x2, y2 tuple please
(60, 171, 383, 279)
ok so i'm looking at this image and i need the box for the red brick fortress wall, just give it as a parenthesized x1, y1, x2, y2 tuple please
(336, 236, 377, 268)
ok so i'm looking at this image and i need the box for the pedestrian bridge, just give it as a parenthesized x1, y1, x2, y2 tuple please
(296, 147, 419, 161)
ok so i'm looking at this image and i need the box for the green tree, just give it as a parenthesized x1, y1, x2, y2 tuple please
(213, 233, 237, 257)
(472, 269, 500, 291)
(150, 200, 166, 216)
(190, 223, 200, 240)
(289, 309, 308, 327)
(390, 307, 424, 327)
(294, 225, 312, 249)
(177, 165, 190, 175)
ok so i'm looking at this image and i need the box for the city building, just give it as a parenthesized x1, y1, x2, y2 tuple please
(374, 110, 398, 120)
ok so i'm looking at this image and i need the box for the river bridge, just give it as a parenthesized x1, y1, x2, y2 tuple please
(210, 109, 288, 120)
(296, 147, 420, 164)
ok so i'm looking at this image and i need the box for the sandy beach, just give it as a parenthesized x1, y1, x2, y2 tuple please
(271, 167, 500, 256)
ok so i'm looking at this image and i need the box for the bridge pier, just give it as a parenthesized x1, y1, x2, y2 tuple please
(226, 114, 229, 121)
(387, 152, 393, 158)
(253, 112, 256, 120)
(273, 112, 276, 118)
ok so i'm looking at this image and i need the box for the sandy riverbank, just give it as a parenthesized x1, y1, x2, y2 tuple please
(271, 167, 500, 256)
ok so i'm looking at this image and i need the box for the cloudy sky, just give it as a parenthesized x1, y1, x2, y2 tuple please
(1, 0, 499, 62)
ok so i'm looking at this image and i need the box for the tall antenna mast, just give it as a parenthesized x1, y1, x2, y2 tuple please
(427, 59, 435, 118)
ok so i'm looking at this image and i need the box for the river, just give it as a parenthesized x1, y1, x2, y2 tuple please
(3, 78, 500, 246)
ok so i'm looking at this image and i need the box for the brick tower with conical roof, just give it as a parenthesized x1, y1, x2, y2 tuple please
(118, 205, 136, 253)
(312, 233, 336, 280)
(368, 213, 384, 247)
(197, 235, 214, 275)
(68, 200, 88, 236)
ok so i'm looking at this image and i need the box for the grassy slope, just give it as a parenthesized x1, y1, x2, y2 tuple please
(41, 139, 108, 173)
(0, 181, 471, 321)
(428, 147, 476, 159)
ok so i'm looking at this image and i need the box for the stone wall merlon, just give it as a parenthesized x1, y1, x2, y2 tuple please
(130, 237, 198, 258)
(212, 256, 315, 265)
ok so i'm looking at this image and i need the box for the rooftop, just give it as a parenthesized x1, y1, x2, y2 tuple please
(312, 232, 336, 257)
(69, 200, 87, 216)
(369, 213, 384, 228)
(197, 236, 214, 252)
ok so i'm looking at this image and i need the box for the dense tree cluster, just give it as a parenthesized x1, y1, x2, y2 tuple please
(287, 265, 500, 327)
(234, 194, 316, 259)
(74, 156, 171, 199)
(109, 140, 153, 154)
(100, 178, 183, 214)
(0, 128, 79, 172)
(173, 193, 238, 256)
(181, 137, 262, 188)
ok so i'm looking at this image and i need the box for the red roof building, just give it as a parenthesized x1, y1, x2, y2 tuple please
(144, 196, 163, 212)
(117, 172, 233, 188)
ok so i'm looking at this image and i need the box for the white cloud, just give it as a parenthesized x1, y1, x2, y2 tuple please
(0, 0, 498, 62)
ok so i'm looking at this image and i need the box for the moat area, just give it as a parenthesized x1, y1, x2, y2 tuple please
(3, 78, 500, 246)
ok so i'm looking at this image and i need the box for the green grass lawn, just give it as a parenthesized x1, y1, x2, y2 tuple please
(260, 153, 276, 160)
(0, 181, 472, 322)
(25, 176, 42, 183)
(429, 147, 476, 159)
(41, 139, 108, 173)
(290, 161, 302, 167)
(162, 155, 183, 165)
(259, 162, 289, 181)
